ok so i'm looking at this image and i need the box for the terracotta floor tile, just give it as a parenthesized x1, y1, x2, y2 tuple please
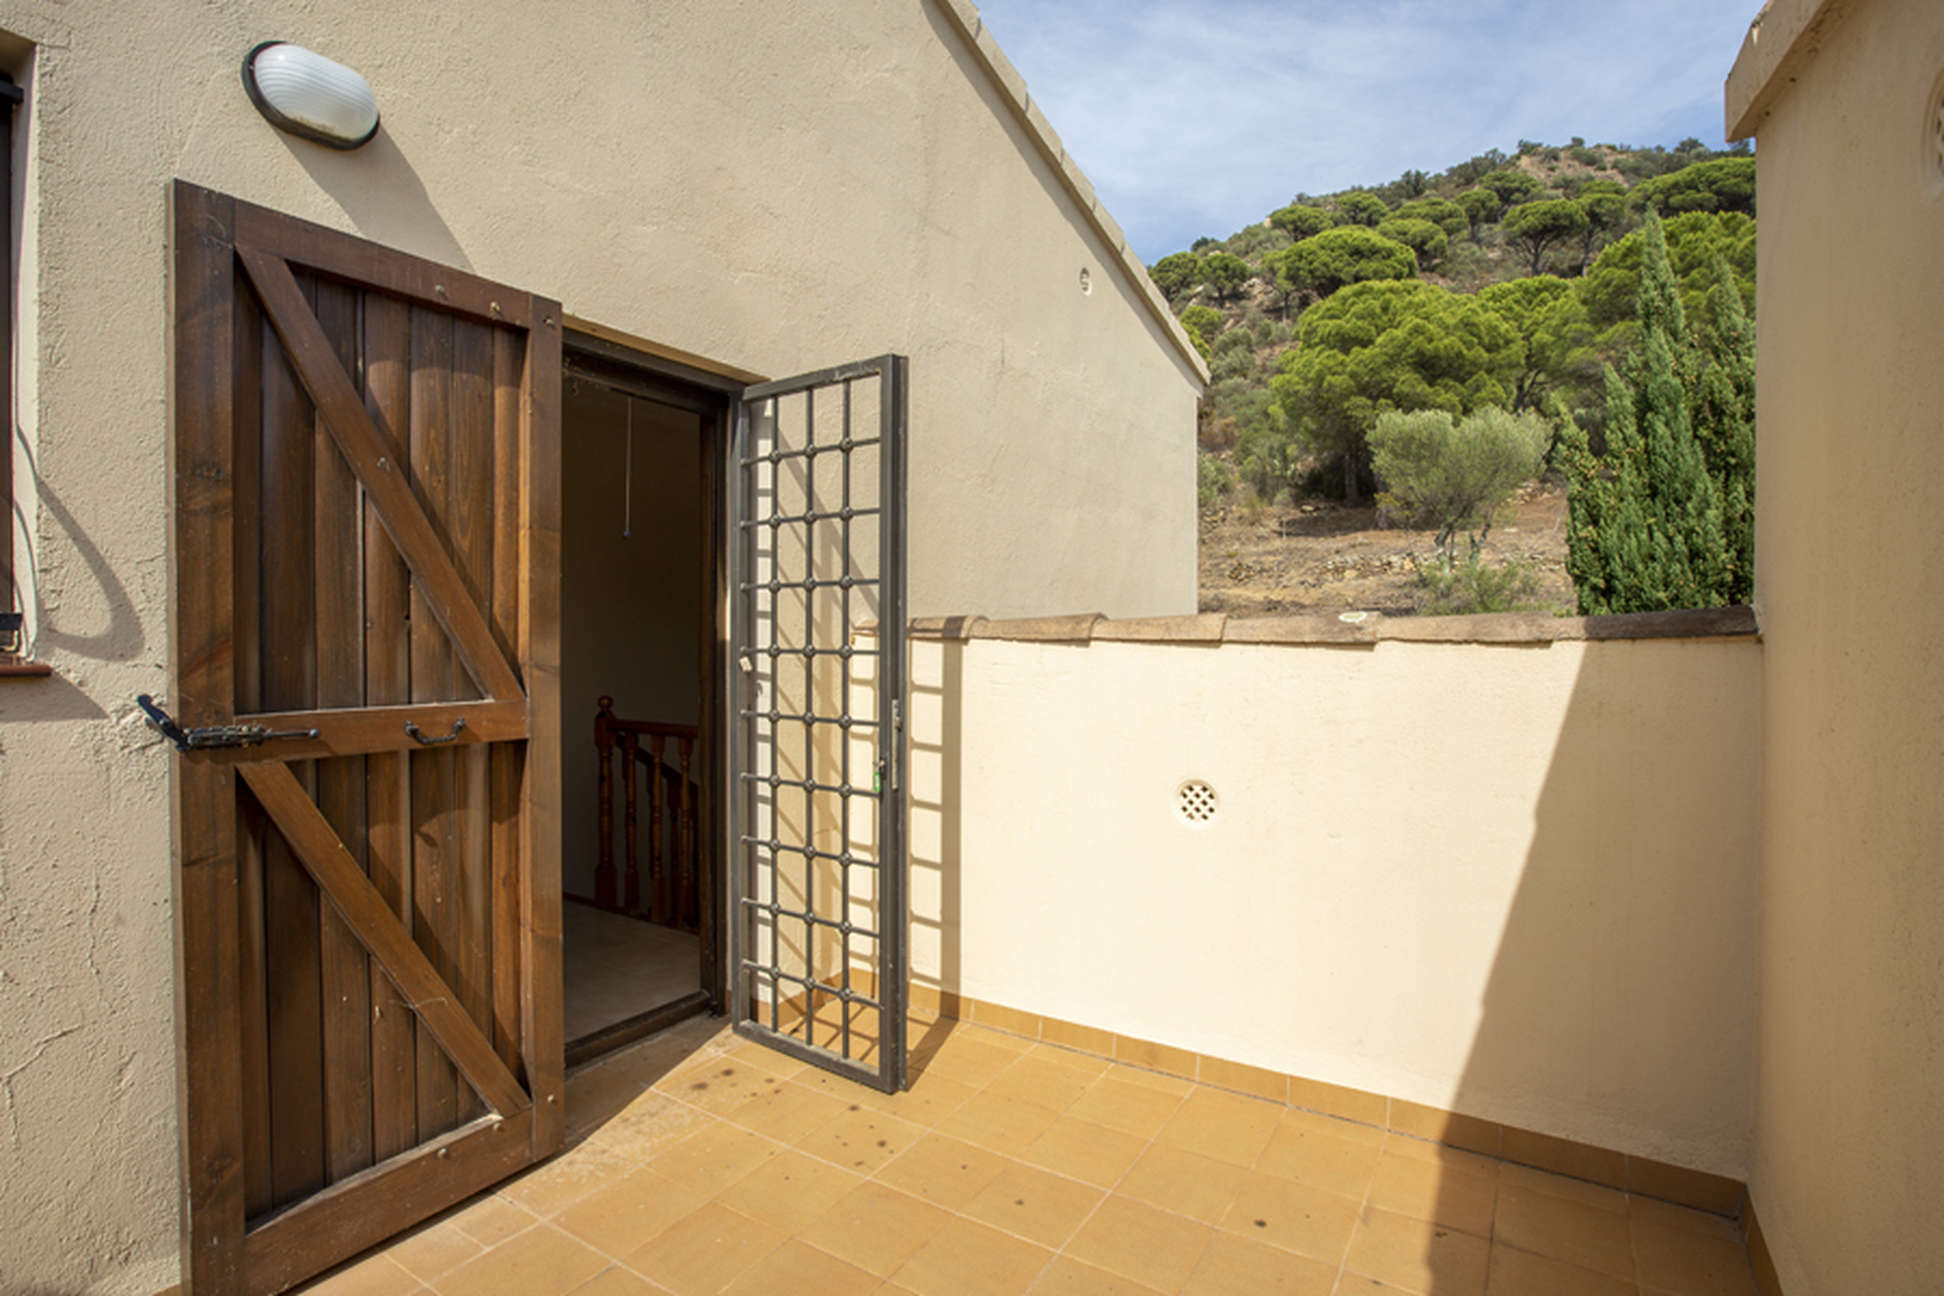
(912, 1036, 1030, 1088)
(1487, 1245, 1636, 1296)
(984, 1055, 1101, 1114)
(1218, 1169, 1361, 1265)
(1628, 1194, 1744, 1244)
(716, 1148, 866, 1234)
(850, 1069, 980, 1127)
(1016, 1115, 1148, 1187)
(386, 1220, 485, 1283)
(498, 1141, 639, 1219)
(622, 1201, 787, 1295)
(1254, 1118, 1383, 1199)
(890, 1215, 1055, 1296)
(1276, 1106, 1388, 1150)
(1104, 1063, 1195, 1097)
(1028, 1255, 1167, 1294)
(294, 1251, 422, 1296)
(721, 1037, 811, 1078)
(794, 1103, 929, 1174)
(1362, 1150, 1499, 1237)
(641, 1120, 780, 1199)
(587, 1091, 714, 1164)
(961, 1158, 1106, 1249)
(1343, 1207, 1490, 1296)
(1064, 1076, 1187, 1141)
(722, 1076, 856, 1141)
(565, 1267, 662, 1296)
(797, 1181, 953, 1277)
(434, 1224, 609, 1296)
(1022, 1041, 1114, 1075)
(1179, 1232, 1340, 1296)
(938, 1090, 1066, 1156)
(1380, 1129, 1497, 1168)
(1114, 1143, 1248, 1226)
(1156, 1088, 1283, 1167)
(1498, 1162, 1627, 1213)
(1630, 1205, 1758, 1296)
(654, 1053, 793, 1115)
(1066, 1194, 1216, 1292)
(553, 1166, 707, 1259)
(448, 1194, 539, 1249)
(721, 1238, 882, 1295)
(873, 1132, 1011, 1210)
(1495, 1183, 1635, 1280)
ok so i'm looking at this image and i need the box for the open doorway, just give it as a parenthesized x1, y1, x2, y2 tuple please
(559, 339, 728, 1064)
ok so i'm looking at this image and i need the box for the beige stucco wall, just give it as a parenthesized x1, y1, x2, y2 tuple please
(909, 633, 1763, 1177)
(1732, 0, 1944, 1290)
(0, 1, 1198, 1289)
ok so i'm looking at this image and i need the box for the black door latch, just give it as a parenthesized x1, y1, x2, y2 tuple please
(135, 694, 319, 752)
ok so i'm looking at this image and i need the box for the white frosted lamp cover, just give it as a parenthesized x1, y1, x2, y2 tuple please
(243, 41, 380, 149)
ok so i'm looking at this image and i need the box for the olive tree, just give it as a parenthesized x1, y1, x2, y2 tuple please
(1371, 407, 1550, 564)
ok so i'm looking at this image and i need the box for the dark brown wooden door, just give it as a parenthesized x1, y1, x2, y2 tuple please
(169, 182, 563, 1295)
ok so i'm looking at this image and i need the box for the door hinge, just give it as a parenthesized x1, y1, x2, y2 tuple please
(136, 694, 319, 752)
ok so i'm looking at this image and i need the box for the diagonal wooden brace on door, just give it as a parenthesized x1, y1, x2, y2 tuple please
(235, 245, 526, 704)
(236, 761, 532, 1118)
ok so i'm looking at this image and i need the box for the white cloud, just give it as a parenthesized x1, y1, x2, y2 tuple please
(973, 0, 1760, 260)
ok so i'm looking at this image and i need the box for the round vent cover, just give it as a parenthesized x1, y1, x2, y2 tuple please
(1178, 779, 1218, 825)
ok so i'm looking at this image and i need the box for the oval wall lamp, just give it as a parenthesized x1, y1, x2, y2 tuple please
(241, 41, 380, 150)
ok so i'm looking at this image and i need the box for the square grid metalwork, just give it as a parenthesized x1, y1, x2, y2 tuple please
(728, 355, 908, 1093)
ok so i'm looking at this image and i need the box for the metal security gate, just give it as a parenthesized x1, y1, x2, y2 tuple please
(728, 356, 907, 1092)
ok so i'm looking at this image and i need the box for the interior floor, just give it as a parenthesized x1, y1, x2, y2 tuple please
(563, 902, 701, 1042)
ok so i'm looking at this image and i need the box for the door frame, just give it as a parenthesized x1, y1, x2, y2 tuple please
(559, 329, 739, 1034)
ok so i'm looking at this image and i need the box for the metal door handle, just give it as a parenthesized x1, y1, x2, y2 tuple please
(405, 717, 467, 746)
(135, 694, 320, 752)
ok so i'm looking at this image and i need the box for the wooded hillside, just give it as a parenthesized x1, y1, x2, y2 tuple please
(1159, 138, 1756, 511)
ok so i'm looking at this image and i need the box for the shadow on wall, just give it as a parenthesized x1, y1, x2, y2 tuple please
(1411, 638, 1760, 1292)
(907, 634, 964, 1067)
(15, 429, 142, 668)
(282, 130, 471, 272)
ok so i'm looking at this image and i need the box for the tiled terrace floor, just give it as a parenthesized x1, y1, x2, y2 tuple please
(301, 1013, 1760, 1296)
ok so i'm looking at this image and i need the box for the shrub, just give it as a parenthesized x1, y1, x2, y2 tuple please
(1197, 453, 1235, 511)
(1370, 407, 1550, 563)
(1417, 556, 1551, 615)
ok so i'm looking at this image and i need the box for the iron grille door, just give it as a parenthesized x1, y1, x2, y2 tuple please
(728, 355, 908, 1092)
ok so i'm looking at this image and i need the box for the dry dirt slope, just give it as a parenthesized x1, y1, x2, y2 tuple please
(1198, 481, 1575, 617)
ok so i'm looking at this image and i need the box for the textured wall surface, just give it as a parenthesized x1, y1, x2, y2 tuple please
(1737, 0, 1944, 1290)
(0, 1, 1198, 1289)
(908, 634, 1763, 1178)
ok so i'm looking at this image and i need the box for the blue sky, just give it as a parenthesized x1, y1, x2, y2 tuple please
(972, 0, 1762, 263)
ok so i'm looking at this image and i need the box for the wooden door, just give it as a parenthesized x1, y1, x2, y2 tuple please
(169, 183, 563, 1294)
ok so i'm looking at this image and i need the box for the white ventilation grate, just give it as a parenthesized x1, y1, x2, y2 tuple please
(1178, 779, 1218, 825)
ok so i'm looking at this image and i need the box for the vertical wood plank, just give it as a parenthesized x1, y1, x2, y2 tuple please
(260, 273, 326, 1207)
(312, 279, 375, 1182)
(170, 180, 247, 1295)
(409, 303, 460, 1140)
(489, 329, 525, 1072)
(648, 735, 665, 922)
(520, 303, 566, 1157)
(231, 268, 275, 1222)
(361, 292, 417, 1159)
(679, 739, 695, 930)
(449, 318, 495, 1119)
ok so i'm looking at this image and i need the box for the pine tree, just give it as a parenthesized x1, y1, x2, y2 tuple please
(1562, 213, 1754, 613)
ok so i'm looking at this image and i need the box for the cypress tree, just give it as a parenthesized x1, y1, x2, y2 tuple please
(1562, 213, 1754, 613)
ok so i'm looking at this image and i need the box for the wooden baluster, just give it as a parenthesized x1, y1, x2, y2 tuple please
(622, 733, 639, 913)
(595, 697, 616, 909)
(649, 734, 667, 925)
(679, 737, 696, 931)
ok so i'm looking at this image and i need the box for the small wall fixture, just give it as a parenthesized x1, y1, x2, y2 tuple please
(242, 41, 380, 149)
